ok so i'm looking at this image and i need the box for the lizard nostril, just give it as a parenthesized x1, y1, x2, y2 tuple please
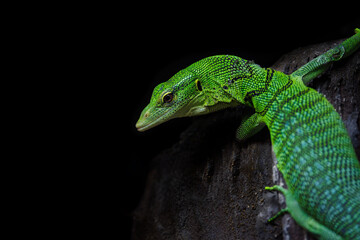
(144, 112, 150, 118)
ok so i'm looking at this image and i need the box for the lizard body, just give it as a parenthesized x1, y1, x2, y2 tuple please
(136, 29, 360, 239)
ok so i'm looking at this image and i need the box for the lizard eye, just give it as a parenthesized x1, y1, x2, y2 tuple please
(162, 92, 174, 103)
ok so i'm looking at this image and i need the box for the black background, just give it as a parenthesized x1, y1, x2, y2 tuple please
(115, 13, 359, 239)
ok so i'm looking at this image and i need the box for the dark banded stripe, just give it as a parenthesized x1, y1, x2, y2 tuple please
(244, 68, 274, 101)
(257, 75, 293, 116)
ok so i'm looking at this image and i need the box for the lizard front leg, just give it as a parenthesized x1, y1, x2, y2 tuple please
(291, 28, 359, 84)
(235, 113, 265, 141)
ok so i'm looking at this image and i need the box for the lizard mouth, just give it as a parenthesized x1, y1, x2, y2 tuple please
(135, 117, 162, 132)
(135, 107, 174, 132)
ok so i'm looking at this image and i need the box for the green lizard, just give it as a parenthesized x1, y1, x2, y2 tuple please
(136, 29, 360, 239)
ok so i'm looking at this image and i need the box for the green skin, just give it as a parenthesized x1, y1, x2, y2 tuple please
(136, 29, 360, 239)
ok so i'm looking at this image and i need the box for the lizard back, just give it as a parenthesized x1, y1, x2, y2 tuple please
(259, 71, 360, 239)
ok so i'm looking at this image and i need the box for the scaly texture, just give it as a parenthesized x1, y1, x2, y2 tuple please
(136, 29, 360, 239)
(260, 70, 360, 239)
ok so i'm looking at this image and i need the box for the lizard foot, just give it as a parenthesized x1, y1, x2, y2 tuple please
(265, 185, 289, 222)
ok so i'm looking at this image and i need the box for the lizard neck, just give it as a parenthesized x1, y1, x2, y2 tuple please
(245, 69, 297, 115)
(185, 56, 293, 114)
(191, 56, 271, 107)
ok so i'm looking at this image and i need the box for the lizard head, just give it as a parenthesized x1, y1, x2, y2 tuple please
(136, 55, 243, 132)
(136, 69, 209, 132)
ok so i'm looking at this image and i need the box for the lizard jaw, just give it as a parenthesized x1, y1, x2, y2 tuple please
(135, 107, 175, 132)
(135, 117, 162, 132)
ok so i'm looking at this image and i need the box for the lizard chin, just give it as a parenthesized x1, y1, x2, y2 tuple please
(135, 106, 177, 132)
(136, 95, 211, 131)
(136, 105, 207, 132)
(136, 120, 161, 132)
(136, 116, 169, 132)
(136, 114, 168, 132)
